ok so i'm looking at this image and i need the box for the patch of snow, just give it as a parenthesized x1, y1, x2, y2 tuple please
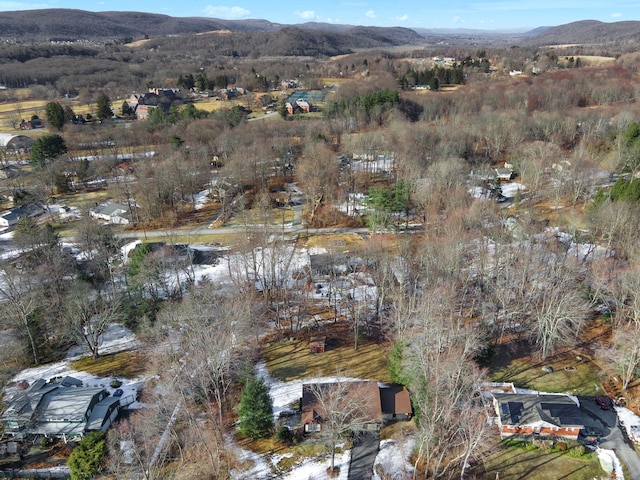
(186, 189, 211, 210)
(513, 387, 579, 406)
(469, 186, 490, 199)
(501, 182, 526, 198)
(121, 240, 142, 264)
(65, 323, 139, 359)
(597, 448, 624, 479)
(614, 406, 640, 444)
(280, 449, 351, 480)
(256, 361, 366, 419)
(372, 437, 415, 480)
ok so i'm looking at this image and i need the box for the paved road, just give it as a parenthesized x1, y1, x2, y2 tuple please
(579, 395, 640, 478)
(348, 432, 379, 480)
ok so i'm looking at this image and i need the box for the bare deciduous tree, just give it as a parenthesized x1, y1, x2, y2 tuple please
(305, 380, 379, 473)
(63, 282, 123, 358)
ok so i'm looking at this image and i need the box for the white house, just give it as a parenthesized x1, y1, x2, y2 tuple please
(90, 202, 131, 224)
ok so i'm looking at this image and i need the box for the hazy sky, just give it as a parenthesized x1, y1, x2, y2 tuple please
(0, 0, 636, 31)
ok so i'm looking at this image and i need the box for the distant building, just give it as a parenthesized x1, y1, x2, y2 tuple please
(90, 202, 132, 224)
(0, 133, 35, 153)
(0, 203, 46, 228)
(302, 381, 382, 433)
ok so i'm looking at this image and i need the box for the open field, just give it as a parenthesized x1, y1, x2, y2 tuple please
(262, 335, 391, 383)
(474, 441, 603, 480)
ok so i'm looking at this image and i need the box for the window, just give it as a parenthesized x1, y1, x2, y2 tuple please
(306, 424, 320, 432)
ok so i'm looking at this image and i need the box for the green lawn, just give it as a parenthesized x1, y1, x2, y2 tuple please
(475, 442, 604, 480)
(263, 338, 391, 383)
(490, 353, 604, 396)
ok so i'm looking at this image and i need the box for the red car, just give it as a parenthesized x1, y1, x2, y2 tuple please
(595, 395, 612, 410)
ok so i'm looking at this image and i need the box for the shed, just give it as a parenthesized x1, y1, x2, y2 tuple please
(310, 336, 326, 353)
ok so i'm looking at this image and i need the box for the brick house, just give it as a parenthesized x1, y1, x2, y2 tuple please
(493, 393, 583, 440)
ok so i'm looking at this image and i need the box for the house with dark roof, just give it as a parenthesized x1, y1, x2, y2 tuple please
(301, 381, 412, 433)
(0, 203, 46, 228)
(302, 381, 382, 433)
(2, 377, 123, 440)
(379, 384, 412, 422)
(492, 393, 584, 440)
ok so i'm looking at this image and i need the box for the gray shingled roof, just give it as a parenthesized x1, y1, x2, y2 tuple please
(494, 393, 583, 428)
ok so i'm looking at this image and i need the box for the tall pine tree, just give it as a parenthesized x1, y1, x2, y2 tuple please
(238, 376, 273, 439)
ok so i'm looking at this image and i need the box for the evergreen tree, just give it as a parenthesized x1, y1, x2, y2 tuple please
(63, 105, 75, 124)
(238, 376, 273, 439)
(121, 101, 133, 117)
(67, 431, 107, 480)
(95, 93, 112, 120)
(30, 134, 67, 169)
(45, 101, 65, 130)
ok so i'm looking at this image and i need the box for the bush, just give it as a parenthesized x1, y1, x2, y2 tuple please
(567, 444, 593, 459)
(275, 426, 293, 444)
(110, 379, 122, 388)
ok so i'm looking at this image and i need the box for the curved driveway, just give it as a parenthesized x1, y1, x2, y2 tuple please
(579, 396, 640, 478)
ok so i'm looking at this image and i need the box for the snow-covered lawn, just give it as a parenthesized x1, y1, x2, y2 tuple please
(4, 323, 145, 408)
(501, 182, 526, 198)
(226, 363, 417, 480)
(372, 437, 415, 480)
(615, 405, 640, 444)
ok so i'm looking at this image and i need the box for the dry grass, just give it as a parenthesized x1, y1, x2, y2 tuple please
(301, 233, 366, 252)
(70, 350, 146, 378)
(379, 420, 416, 441)
(55, 190, 112, 209)
(226, 207, 294, 227)
(475, 440, 603, 480)
(490, 348, 604, 396)
(262, 336, 391, 383)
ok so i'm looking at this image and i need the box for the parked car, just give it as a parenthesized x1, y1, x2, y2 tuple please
(582, 427, 603, 437)
(595, 395, 612, 410)
(113, 388, 124, 397)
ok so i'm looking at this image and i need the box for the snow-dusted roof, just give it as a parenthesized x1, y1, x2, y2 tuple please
(0, 133, 34, 150)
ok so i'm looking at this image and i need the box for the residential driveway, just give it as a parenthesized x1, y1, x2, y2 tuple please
(348, 431, 379, 480)
(578, 395, 640, 478)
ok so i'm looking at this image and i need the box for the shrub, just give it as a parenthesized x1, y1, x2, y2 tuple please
(110, 379, 122, 388)
(67, 431, 107, 480)
(275, 426, 293, 444)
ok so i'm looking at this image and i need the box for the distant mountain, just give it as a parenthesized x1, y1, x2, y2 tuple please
(144, 26, 425, 58)
(528, 20, 640, 45)
(0, 9, 424, 45)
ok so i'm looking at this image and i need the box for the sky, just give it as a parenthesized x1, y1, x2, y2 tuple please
(0, 0, 638, 31)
